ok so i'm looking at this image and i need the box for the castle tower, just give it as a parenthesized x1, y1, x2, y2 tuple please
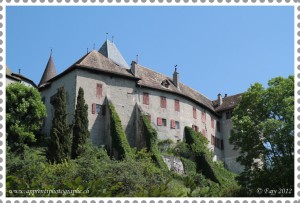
(98, 40, 129, 68)
(38, 52, 57, 87)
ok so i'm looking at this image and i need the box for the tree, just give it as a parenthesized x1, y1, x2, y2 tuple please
(46, 87, 72, 163)
(6, 83, 46, 152)
(71, 87, 90, 159)
(230, 75, 294, 196)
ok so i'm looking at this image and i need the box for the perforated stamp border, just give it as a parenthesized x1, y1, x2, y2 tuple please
(1, 2, 299, 203)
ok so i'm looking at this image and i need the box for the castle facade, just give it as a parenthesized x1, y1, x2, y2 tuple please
(36, 40, 243, 173)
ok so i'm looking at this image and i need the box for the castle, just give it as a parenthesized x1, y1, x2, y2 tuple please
(8, 39, 243, 173)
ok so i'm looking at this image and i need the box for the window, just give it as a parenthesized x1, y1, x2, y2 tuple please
(161, 96, 167, 108)
(96, 104, 101, 114)
(217, 121, 221, 132)
(157, 117, 167, 126)
(193, 107, 197, 119)
(42, 97, 46, 104)
(221, 139, 224, 150)
(226, 111, 232, 119)
(211, 135, 215, 145)
(143, 92, 149, 105)
(170, 120, 180, 129)
(201, 112, 206, 123)
(50, 93, 57, 105)
(202, 129, 206, 137)
(92, 103, 104, 114)
(96, 83, 103, 97)
(174, 99, 180, 112)
(171, 119, 176, 129)
(211, 118, 215, 129)
(216, 138, 220, 148)
(192, 125, 199, 132)
(162, 118, 167, 126)
(161, 80, 170, 88)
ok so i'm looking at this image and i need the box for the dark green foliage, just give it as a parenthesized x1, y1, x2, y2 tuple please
(108, 102, 133, 159)
(230, 75, 294, 197)
(6, 83, 46, 152)
(71, 87, 90, 159)
(46, 87, 72, 163)
(141, 114, 168, 170)
(184, 126, 220, 183)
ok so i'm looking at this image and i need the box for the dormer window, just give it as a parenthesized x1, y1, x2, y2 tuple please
(161, 79, 170, 88)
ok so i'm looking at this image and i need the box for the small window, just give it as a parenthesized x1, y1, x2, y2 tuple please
(192, 125, 199, 132)
(161, 80, 170, 88)
(201, 112, 206, 123)
(42, 97, 46, 104)
(157, 117, 167, 126)
(221, 139, 224, 150)
(226, 111, 232, 119)
(143, 92, 149, 105)
(162, 118, 167, 126)
(193, 107, 197, 119)
(171, 120, 176, 129)
(175, 121, 180, 129)
(216, 138, 220, 148)
(50, 94, 57, 105)
(92, 103, 104, 114)
(96, 104, 101, 114)
(211, 135, 215, 145)
(217, 121, 221, 132)
(174, 99, 180, 112)
(161, 96, 167, 108)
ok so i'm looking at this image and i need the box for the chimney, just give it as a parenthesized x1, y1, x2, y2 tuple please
(131, 61, 137, 76)
(173, 67, 179, 88)
(218, 93, 223, 106)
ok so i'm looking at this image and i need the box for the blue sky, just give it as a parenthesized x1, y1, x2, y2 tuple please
(6, 6, 294, 99)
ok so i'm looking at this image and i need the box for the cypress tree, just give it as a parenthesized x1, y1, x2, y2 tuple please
(71, 87, 90, 159)
(47, 87, 72, 163)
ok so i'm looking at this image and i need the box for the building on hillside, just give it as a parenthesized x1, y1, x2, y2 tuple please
(38, 39, 243, 173)
(6, 66, 37, 87)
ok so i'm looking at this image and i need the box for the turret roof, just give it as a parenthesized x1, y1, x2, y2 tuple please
(38, 54, 57, 87)
(98, 40, 129, 68)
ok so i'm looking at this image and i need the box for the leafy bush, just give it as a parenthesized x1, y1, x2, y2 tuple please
(140, 114, 168, 170)
(108, 103, 133, 160)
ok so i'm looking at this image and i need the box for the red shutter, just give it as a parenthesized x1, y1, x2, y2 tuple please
(211, 118, 214, 129)
(92, 103, 96, 114)
(157, 117, 162, 126)
(143, 93, 149, 105)
(175, 100, 180, 111)
(193, 107, 197, 119)
(202, 112, 206, 123)
(96, 83, 102, 97)
(171, 120, 176, 129)
(161, 97, 166, 108)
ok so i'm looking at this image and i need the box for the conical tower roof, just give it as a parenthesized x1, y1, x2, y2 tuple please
(98, 40, 129, 68)
(39, 53, 57, 87)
